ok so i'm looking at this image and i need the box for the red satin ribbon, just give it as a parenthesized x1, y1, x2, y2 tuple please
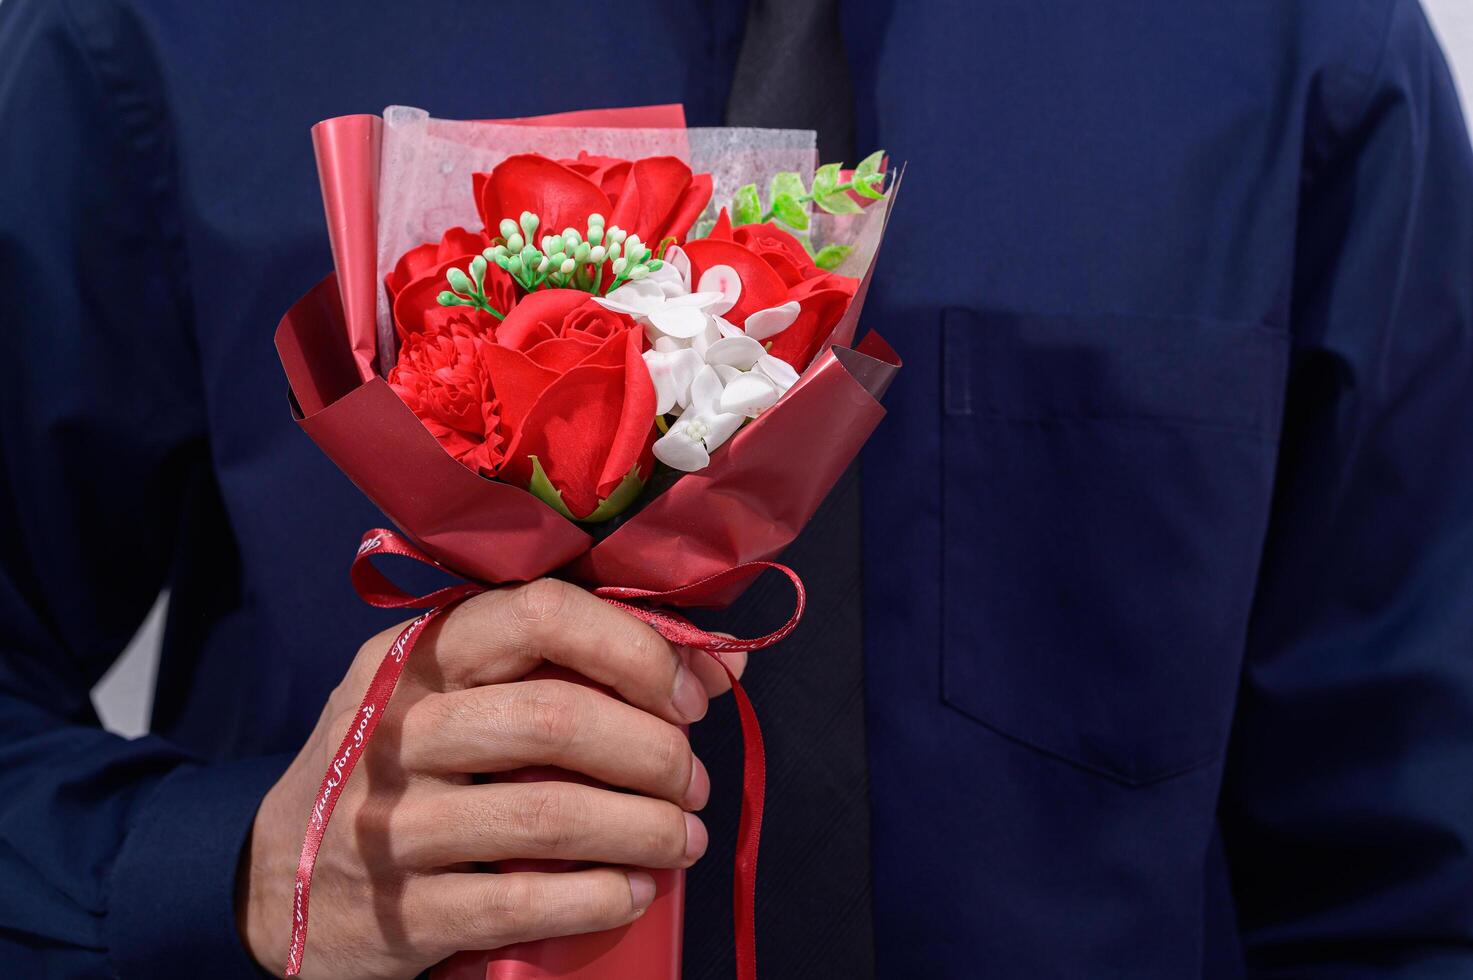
(285, 528, 804, 980)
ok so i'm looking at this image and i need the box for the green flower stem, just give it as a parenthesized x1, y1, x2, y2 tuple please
(436, 290, 505, 320)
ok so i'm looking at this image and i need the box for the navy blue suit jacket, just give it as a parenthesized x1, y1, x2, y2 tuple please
(2, 1, 1472, 977)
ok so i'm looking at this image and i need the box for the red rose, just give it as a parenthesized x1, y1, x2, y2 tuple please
(558, 152, 633, 199)
(493, 286, 630, 370)
(767, 273, 857, 370)
(483, 290, 657, 518)
(684, 223, 860, 372)
(385, 226, 518, 341)
(390, 289, 656, 518)
(731, 221, 827, 287)
(387, 311, 503, 477)
(384, 225, 487, 297)
(473, 153, 712, 247)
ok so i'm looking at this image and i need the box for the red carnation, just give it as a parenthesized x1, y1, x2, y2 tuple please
(387, 312, 503, 476)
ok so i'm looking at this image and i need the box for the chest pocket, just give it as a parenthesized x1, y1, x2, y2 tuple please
(940, 308, 1288, 785)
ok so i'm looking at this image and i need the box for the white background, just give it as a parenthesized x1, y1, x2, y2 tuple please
(90, 3, 1473, 738)
(1428, 0, 1473, 114)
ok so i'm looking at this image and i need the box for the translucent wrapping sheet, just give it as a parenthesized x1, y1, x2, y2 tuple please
(373, 106, 893, 374)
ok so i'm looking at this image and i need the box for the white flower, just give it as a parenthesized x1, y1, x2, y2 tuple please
(607, 245, 810, 470)
(696, 264, 741, 316)
(755, 353, 799, 389)
(595, 278, 726, 340)
(703, 335, 766, 370)
(653, 366, 746, 471)
(742, 300, 799, 341)
(647, 244, 693, 297)
(717, 353, 803, 418)
(642, 347, 705, 415)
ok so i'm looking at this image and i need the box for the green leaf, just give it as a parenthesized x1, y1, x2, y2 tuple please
(526, 456, 646, 523)
(853, 173, 887, 200)
(732, 183, 761, 226)
(811, 162, 840, 199)
(526, 456, 575, 521)
(813, 243, 853, 271)
(579, 464, 646, 523)
(769, 171, 807, 206)
(770, 193, 809, 231)
(812, 162, 863, 215)
(852, 149, 888, 200)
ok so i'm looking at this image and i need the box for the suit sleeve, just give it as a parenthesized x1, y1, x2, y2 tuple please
(0, 2, 285, 976)
(1222, 2, 1473, 975)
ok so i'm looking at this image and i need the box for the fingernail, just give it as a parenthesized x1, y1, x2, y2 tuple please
(627, 871, 657, 913)
(683, 755, 710, 811)
(671, 663, 706, 723)
(683, 813, 708, 865)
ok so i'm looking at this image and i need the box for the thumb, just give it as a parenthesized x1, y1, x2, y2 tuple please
(683, 639, 748, 699)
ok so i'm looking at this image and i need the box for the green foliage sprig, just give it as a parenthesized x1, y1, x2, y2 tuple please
(725, 150, 888, 271)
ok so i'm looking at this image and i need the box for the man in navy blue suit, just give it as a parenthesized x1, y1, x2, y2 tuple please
(3, 1, 1473, 977)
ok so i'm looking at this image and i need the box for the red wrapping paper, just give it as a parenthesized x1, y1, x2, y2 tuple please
(277, 107, 899, 980)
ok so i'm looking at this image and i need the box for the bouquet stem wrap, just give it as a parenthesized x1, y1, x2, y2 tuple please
(285, 528, 804, 980)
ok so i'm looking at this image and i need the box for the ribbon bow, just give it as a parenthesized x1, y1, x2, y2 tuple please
(286, 528, 804, 980)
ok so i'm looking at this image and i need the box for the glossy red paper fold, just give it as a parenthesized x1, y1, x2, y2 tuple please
(278, 106, 899, 980)
(277, 275, 898, 599)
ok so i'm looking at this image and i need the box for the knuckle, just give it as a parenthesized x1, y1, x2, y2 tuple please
(511, 578, 572, 628)
(631, 627, 674, 673)
(489, 875, 531, 919)
(319, 702, 366, 767)
(353, 800, 413, 865)
(512, 785, 578, 854)
(429, 688, 482, 733)
(512, 681, 582, 751)
(478, 875, 532, 942)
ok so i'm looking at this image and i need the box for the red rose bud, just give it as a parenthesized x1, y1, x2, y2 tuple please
(389, 229, 517, 341)
(384, 225, 488, 299)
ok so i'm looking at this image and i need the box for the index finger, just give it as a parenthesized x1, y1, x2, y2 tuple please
(423, 579, 711, 725)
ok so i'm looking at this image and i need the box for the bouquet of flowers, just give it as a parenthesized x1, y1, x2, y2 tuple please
(275, 104, 900, 980)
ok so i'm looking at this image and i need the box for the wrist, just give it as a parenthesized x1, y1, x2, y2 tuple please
(235, 775, 300, 973)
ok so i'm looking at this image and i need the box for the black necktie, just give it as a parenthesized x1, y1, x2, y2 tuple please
(725, 0, 856, 162)
(683, 5, 875, 977)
